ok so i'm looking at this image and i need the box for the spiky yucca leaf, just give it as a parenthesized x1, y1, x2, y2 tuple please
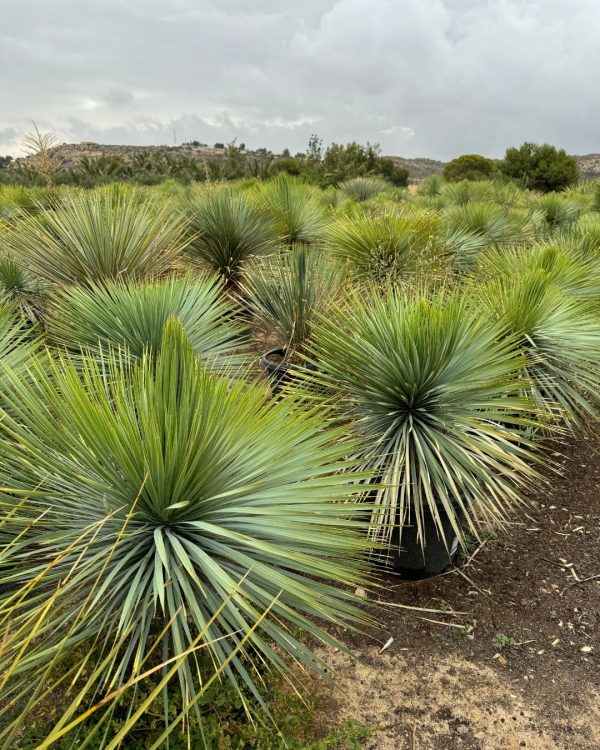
(0, 301, 40, 378)
(592, 180, 600, 211)
(477, 244, 600, 301)
(306, 289, 540, 550)
(183, 187, 277, 287)
(443, 228, 487, 273)
(0, 320, 372, 745)
(47, 274, 248, 370)
(478, 270, 600, 426)
(0, 185, 62, 223)
(240, 245, 342, 352)
(558, 213, 600, 256)
(3, 186, 186, 286)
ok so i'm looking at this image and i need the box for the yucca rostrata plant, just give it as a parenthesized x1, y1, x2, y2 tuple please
(3, 185, 187, 287)
(338, 176, 389, 203)
(0, 252, 47, 323)
(0, 300, 40, 377)
(47, 273, 248, 372)
(478, 269, 600, 428)
(326, 208, 444, 285)
(0, 320, 372, 747)
(305, 288, 541, 571)
(183, 186, 276, 288)
(253, 174, 325, 246)
(477, 243, 600, 302)
(241, 245, 342, 355)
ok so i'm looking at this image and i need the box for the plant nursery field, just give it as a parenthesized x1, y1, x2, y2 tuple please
(0, 172, 598, 749)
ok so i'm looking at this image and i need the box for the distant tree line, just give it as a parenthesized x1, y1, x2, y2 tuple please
(0, 136, 580, 191)
(0, 136, 410, 189)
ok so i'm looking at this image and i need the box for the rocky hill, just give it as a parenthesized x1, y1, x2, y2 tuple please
(574, 153, 600, 181)
(36, 141, 228, 169)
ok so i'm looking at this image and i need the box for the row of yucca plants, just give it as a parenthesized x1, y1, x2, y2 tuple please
(269, 282, 595, 581)
(233, 227, 600, 568)
(1, 177, 597, 303)
(0, 176, 328, 289)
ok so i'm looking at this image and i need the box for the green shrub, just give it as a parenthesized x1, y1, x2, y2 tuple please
(376, 157, 409, 187)
(500, 142, 579, 192)
(14, 668, 373, 749)
(270, 156, 305, 177)
(443, 154, 497, 182)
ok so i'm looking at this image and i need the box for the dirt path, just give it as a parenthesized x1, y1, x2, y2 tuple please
(315, 436, 600, 749)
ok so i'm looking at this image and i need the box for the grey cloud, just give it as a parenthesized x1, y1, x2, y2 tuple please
(1, 0, 598, 158)
(103, 88, 135, 108)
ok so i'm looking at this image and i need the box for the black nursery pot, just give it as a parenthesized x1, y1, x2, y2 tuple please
(259, 347, 317, 396)
(391, 504, 463, 578)
(260, 347, 292, 395)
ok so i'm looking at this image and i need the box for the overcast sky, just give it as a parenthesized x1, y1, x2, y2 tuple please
(1, 0, 598, 159)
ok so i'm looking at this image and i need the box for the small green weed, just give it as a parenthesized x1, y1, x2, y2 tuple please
(493, 632, 520, 648)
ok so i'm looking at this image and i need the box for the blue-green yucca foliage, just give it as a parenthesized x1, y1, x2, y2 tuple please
(477, 269, 600, 427)
(306, 289, 541, 552)
(183, 186, 277, 286)
(0, 301, 40, 376)
(0, 320, 372, 747)
(3, 186, 188, 287)
(47, 273, 249, 371)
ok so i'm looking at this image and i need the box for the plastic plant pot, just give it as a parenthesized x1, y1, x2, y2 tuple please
(390, 504, 463, 578)
(260, 347, 317, 396)
(259, 347, 292, 395)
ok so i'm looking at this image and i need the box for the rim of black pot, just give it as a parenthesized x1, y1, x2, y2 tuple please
(259, 347, 290, 373)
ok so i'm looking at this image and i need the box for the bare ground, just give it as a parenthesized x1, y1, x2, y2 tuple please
(312, 435, 600, 749)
